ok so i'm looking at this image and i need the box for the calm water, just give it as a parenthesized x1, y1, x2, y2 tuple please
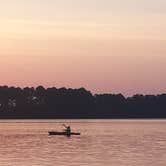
(0, 120, 166, 166)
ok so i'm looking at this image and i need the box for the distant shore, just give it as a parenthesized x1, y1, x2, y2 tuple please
(0, 86, 166, 119)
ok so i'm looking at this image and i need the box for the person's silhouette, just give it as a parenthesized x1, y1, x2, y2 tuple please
(63, 124, 71, 136)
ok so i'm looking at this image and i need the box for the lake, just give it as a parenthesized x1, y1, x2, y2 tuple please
(0, 120, 166, 166)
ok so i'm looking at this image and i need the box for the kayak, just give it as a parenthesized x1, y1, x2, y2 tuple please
(48, 131, 81, 136)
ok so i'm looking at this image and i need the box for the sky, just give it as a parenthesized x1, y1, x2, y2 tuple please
(0, 0, 166, 96)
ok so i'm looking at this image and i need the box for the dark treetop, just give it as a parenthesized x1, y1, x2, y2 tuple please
(0, 86, 166, 119)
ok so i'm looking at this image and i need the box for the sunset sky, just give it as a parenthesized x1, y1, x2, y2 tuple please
(0, 0, 166, 96)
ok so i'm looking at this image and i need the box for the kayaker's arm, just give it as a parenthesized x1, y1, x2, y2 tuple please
(62, 124, 67, 128)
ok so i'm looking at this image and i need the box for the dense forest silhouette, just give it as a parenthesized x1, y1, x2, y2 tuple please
(0, 86, 166, 119)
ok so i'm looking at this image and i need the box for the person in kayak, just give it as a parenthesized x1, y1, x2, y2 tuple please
(63, 124, 71, 136)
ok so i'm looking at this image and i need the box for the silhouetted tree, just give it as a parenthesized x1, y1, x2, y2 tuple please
(0, 86, 166, 119)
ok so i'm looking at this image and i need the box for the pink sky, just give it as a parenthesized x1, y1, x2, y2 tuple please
(0, 1, 166, 96)
(0, 55, 166, 96)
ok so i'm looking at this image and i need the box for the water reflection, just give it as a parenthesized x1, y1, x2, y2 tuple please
(0, 120, 166, 166)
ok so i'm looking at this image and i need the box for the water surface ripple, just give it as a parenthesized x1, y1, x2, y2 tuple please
(0, 120, 166, 166)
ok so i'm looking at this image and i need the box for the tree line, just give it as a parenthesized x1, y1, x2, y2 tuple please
(0, 86, 166, 119)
